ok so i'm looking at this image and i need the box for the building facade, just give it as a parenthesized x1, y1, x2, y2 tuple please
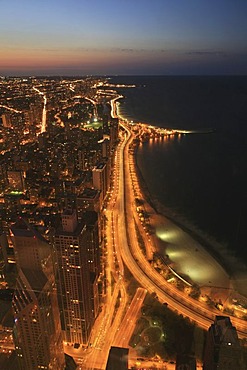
(54, 209, 94, 345)
(11, 218, 65, 370)
(92, 161, 109, 203)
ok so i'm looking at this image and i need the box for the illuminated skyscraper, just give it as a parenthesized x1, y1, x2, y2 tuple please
(11, 219, 65, 370)
(0, 158, 7, 190)
(54, 209, 94, 345)
(84, 211, 101, 318)
(92, 161, 109, 203)
(110, 118, 119, 147)
(1, 113, 12, 128)
(7, 170, 26, 192)
(0, 242, 6, 285)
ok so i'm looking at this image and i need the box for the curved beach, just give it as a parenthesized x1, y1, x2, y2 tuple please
(133, 137, 247, 303)
(116, 96, 247, 303)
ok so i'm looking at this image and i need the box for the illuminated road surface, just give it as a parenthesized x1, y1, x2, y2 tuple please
(114, 287, 147, 348)
(77, 128, 129, 370)
(0, 104, 22, 114)
(33, 86, 47, 133)
(68, 98, 247, 369)
(117, 120, 247, 339)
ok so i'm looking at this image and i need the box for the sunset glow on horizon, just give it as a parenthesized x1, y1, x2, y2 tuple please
(1, 0, 247, 76)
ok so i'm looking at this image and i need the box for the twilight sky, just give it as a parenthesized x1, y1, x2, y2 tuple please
(1, 0, 247, 76)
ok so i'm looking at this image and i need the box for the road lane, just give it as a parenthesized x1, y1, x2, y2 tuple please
(118, 120, 247, 338)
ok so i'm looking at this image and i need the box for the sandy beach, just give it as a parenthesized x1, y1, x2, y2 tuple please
(132, 141, 247, 302)
(115, 96, 247, 301)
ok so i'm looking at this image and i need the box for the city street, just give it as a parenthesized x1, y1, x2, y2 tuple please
(67, 103, 247, 370)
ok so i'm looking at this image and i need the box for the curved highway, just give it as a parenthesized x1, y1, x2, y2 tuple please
(116, 120, 247, 339)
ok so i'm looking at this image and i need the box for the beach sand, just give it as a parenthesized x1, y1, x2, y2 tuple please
(115, 99, 247, 300)
(132, 142, 247, 302)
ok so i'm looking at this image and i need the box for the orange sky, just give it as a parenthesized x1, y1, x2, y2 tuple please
(1, 0, 247, 75)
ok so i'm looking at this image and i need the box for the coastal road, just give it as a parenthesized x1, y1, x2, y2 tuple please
(117, 119, 247, 338)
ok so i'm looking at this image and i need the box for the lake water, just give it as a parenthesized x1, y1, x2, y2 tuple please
(111, 75, 247, 266)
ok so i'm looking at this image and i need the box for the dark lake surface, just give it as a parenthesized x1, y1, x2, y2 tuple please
(111, 75, 247, 265)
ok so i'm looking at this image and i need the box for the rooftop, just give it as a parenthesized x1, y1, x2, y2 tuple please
(95, 162, 106, 170)
(22, 267, 48, 295)
(81, 187, 99, 199)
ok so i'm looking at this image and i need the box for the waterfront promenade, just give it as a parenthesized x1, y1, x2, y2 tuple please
(126, 120, 247, 324)
(112, 92, 247, 331)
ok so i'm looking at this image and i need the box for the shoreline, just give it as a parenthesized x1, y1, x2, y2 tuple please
(133, 141, 247, 298)
(115, 96, 247, 298)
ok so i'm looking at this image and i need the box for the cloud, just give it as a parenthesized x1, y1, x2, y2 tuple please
(75, 46, 168, 54)
(3, 44, 169, 55)
(186, 50, 227, 57)
(120, 48, 134, 53)
(109, 47, 166, 54)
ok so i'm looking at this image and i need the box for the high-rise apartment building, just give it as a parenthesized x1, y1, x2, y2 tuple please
(110, 118, 119, 147)
(7, 170, 26, 192)
(54, 209, 94, 345)
(84, 211, 101, 318)
(76, 148, 85, 171)
(76, 188, 101, 215)
(101, 136, 110, 159)
(0, 158, 7, 190)
(1, 113, 12, 128)
(10, 218, 65, 370)
(4, 193, 22, 222)
(0, 243, 6, 285)
(92, 161, 109, 203)
(203, 315, 244, 370)
(83, 211, 101, 275)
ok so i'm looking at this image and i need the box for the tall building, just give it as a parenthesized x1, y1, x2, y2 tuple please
(102, 114, 109, 135)
(0, 243, 6, 288)
(76, 148, 85, 171)
(110, 118, 119, 147)
(54, 209, 94, 345)
(1, 113, 12, 128)
(101, 136, 110, 158)
(0, 232, 14, 266)
(0, 158, 8, 190)
(7, 170, 26, 192)
(83, 211, 101, 318)
(203, 315, 244, 370)
(4, 192, 23, 222)
(28, 103, 42, 126)
(83, 211, 101, 276)
(92, 161, 109, 203)
(10, 218, 65, 370)
(76, 187, 101, 215)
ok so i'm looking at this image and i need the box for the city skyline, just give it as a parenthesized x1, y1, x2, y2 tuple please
(1, 74, 247, 369)
(1, 0, 247, 76)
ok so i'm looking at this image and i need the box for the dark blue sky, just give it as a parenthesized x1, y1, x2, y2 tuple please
(1, 0, 247, 75)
